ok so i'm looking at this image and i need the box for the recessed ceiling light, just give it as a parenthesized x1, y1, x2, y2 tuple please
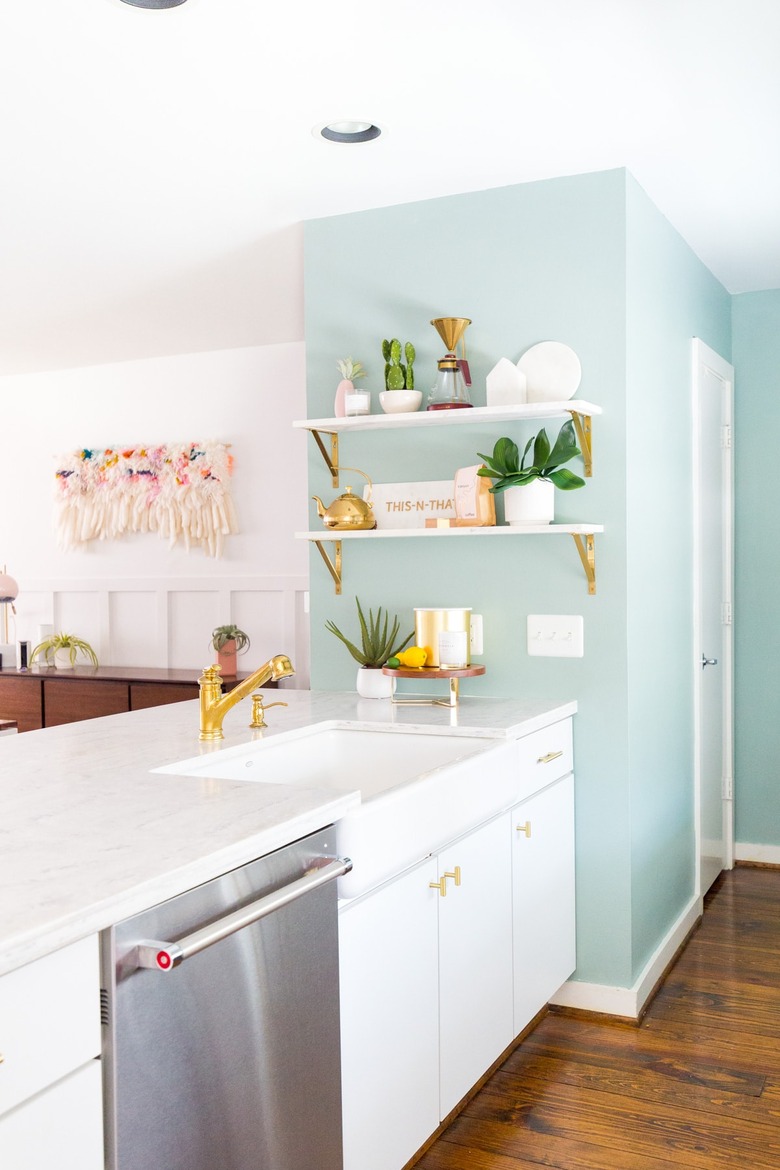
(118, 0, 189, 8)
(317, 120, 383, 144)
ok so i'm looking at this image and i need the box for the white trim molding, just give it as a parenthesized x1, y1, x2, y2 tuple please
(735, 843, 780, 866)
(550, 893, 702, 1020)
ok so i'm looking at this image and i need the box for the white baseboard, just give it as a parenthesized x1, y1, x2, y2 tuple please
(735, 842, 780, 865)
(550, 893, 702, 1020)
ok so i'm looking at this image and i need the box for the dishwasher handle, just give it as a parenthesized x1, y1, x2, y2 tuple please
(132, 856, 352, 972)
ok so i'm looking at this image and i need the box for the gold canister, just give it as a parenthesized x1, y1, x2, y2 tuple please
(414, 607, 472, 668)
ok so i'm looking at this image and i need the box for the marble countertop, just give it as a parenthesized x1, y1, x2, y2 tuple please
(0, 686, 575, 977)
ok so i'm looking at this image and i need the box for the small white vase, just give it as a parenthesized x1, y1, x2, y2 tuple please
(356, 666, 396, 699)
(54, 647, 74, 669)
(503, 480, 555, 526)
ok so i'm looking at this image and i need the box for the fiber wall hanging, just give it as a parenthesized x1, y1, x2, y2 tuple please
(54, 441, 238, 557)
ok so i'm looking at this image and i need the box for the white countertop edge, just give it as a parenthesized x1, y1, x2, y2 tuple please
(0, 792, 357, 978)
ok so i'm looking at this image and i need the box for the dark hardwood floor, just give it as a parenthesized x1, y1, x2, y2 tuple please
(418, 866, 780, 1169)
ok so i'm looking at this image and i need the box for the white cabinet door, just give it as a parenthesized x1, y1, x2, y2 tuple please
(437, 814, 514, 1118)
(0, 1060, 104, 1170)
(512, 773, 576, 1031)
(339, 857, 439, 1170)
(0, 936, 100, 1119)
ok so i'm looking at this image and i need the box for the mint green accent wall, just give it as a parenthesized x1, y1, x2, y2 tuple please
(732, 289, 780, 846)
(304, 169, 730, 989)
(625, 175, 731, 976)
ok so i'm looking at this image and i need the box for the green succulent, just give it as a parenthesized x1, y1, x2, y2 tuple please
(336, 357, 367, 382)
(477, 420, 585, 493)
(325, 597, 413, 668)
(211, 624, 250, 652)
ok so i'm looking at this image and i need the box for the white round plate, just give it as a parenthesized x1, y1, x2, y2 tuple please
(517, 341, 581, 402)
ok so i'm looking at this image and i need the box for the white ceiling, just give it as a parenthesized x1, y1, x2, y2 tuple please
(1, 0, 778, 376)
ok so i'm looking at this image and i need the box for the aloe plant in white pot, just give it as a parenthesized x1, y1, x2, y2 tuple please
(325, 597, 413, 698)
(477, 420, 585, 525)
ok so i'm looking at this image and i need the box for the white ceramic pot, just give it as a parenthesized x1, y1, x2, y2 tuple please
(356, 666, 396, 699)
(54, 647, 74, 669)
(379, 390, 422, 414)
(503, 480, 555, 526)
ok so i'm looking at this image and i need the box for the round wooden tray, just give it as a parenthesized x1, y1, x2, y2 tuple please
(382, 664, 486, 679)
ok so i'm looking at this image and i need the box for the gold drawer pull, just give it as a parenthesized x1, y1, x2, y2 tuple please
(537, 750, 563, 764)
(516, 821, 532, 838)
(429, 866, 462, 896)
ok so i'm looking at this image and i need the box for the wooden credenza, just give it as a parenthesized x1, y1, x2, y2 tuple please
(0, 666, 261, 733)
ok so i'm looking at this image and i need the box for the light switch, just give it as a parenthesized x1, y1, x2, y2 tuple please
(527, 615, 584, 658)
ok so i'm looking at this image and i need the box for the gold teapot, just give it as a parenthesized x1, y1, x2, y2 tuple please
(312, 467, 377, 531)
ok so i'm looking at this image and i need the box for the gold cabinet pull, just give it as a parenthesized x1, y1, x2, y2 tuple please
(537, 750, 563, 764)
(429, 866, 462, 896)
(516, 821, 532, 838)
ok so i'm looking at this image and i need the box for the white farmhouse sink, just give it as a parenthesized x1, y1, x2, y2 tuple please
(156, 725, 516, 898)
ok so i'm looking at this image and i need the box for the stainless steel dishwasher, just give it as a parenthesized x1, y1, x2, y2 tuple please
(101, 827, 349, 1170)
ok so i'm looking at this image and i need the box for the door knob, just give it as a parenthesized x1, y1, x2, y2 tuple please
(701, 655, 718, 668)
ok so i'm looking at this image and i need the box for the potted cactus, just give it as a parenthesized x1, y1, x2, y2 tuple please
(334, 357, 367, 418)
(379, 339, 421, 413)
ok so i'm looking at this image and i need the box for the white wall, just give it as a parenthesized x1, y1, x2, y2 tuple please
(1, 343, 310, 682)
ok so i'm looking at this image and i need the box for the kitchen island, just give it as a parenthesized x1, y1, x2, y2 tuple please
(0, 686, 575, 977)
(0, 685, 576, 1170)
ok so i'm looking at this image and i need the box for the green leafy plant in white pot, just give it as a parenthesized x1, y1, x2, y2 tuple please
(325, 597, 413, 698)
(31, 632, 99, 670)
(211, 624, 250, 677)
(477, 420, 585, 525)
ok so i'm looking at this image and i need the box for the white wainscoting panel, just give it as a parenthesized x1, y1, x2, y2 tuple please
(109, 592, 159, 667)
(168, 590, 223, 671)
(13, 577, 310, 686)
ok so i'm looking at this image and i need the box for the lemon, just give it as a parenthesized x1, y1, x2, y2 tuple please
(397, 646, 428, 669)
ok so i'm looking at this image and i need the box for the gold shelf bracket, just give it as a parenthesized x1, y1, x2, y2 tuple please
(311, 429, 340, 487)
(314, 540, 343, 594)
(572, 533, 596, 595)
(568, 410, 593, 477)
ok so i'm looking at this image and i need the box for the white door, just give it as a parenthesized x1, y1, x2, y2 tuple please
(692, 338, 734, 896)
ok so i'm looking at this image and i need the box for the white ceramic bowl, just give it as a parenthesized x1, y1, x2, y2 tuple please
(379, 389, 423, 414)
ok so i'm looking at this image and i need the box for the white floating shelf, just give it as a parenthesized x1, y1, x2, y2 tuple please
(294, 400, 602, 434)
(297, 524, 604, 540)
(298, 524, 605, 596)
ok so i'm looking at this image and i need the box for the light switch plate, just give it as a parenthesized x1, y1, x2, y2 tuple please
(527, 615, 584, 658)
